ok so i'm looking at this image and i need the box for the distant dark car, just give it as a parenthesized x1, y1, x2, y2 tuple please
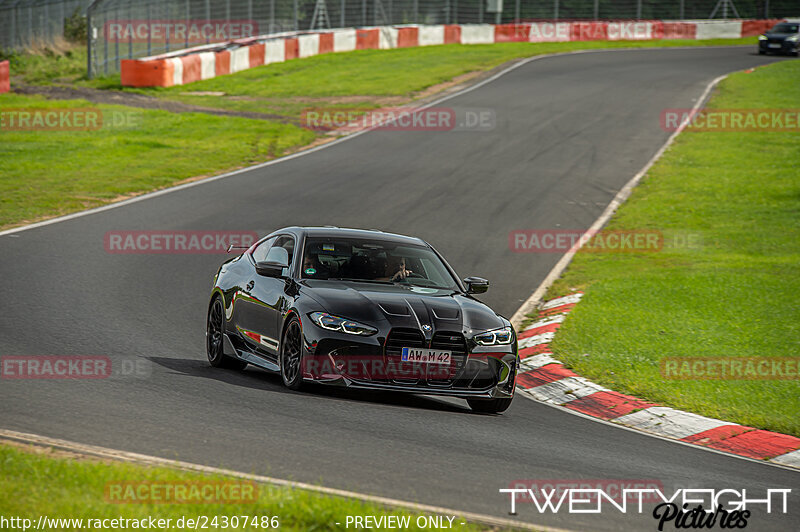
(206, 227, 518, 413)
(758, 22, 799, 56)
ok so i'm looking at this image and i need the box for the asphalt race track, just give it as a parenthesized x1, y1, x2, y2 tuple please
(1, 47, 798, 531)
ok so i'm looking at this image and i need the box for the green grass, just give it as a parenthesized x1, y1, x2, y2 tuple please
(0, 36, 759, 228)
(542, 59, 800, 437)
(0, 444, 504, 531)
(1, 45, 90, 85)
(0, 93, 315, 228)
(110, 38, 759, 117)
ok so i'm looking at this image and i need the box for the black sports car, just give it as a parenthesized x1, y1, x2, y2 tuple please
(758, 22, 799, 56)
(206, 226, 518, 413)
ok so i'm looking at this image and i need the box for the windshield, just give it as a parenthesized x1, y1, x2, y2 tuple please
(300, 237, 459, 290)
(771, 23, 799, 33)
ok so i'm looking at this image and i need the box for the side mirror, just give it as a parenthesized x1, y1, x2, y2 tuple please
(463, 276, 489, 294)
(255, 261, 287, 278)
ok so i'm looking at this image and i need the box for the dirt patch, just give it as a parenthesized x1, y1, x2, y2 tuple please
(13, 83, 300, 125)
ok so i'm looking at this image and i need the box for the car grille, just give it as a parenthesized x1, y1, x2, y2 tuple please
(384, 328, 467, 385)
(428, 332, 467, 384)
(385, 328, 424, 384)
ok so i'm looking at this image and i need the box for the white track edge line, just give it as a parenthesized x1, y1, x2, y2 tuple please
(514, 390, 800, 473)
(0, 428, 572, 532)
(0, 46, 752, 238)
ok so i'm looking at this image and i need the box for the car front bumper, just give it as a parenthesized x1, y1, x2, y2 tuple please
(300, 331, 518, 399)
(759, 39, 798, 54)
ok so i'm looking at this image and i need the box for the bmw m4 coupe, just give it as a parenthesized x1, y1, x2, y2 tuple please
(206, 226, 518, 413)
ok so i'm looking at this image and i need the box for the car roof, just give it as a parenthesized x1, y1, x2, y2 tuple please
(275, 226, 429, 246)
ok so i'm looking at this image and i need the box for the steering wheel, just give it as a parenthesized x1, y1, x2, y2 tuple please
(394, 271, 424, 282)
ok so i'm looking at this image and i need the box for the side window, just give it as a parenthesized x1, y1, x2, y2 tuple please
(251, 237, 276, 263)
(271, 236, 296, 267)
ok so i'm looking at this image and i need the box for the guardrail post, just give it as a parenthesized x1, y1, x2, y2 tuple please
(146, 3, 151, 56)
(87, 6, 92, 78)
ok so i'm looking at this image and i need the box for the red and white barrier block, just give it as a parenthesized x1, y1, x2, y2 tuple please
(0, 60, 9, 94)
(120, 18, 782, 88)
(515, 292, 800, 468)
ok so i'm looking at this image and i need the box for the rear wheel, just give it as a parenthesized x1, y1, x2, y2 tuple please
(207, 297, 247, 370)
(280, 317, 305, 390)
(467, 397, 513, 414)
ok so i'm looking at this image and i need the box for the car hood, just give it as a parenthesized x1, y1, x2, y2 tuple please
(299, 280, 507, 334)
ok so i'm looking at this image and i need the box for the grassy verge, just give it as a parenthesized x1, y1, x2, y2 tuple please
(0, 443, 503, 531)
(0, 93, 314, 227)
(0, 36, 757, 229)
(540, 59, 800, 436)
(103, 38, 758, 117)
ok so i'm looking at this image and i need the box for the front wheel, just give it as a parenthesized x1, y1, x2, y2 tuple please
(280, 317, 305, 390)
(207, 297, 247, 370)
(467, 397, 513, 414)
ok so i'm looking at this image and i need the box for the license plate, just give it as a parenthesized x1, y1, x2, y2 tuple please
(768, 43, 781, 48)
(401, 347, 451, 365)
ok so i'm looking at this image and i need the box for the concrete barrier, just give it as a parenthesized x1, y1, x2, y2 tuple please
(0, 60, 9, 94)
(120, 19, 783, 88)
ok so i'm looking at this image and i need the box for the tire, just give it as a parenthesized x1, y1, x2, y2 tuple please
(758, 49, 766, 55)
(206, 297, 247, 370)
(467, 397, 513, 414)
(279, 316, 305, 390)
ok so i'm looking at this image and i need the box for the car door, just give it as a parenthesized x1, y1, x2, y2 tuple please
(236, 235, 296, 360)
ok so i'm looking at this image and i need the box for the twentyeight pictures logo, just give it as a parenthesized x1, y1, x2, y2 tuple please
(499, 487, 792, 530)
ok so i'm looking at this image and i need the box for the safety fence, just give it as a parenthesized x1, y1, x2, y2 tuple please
(0, 1, 796, 74)
(86, 0, 798, 77)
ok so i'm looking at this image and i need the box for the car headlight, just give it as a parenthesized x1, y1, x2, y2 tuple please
(473, 326, 514, 346)
(787, 35, 799, 42)
(758, 35, 767, 41)
(309, 312, 377, 336)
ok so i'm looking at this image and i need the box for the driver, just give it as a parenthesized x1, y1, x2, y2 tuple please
(380, 255, 413, 282)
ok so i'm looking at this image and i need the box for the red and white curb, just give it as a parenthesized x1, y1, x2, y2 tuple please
(515, 292, 800, 469)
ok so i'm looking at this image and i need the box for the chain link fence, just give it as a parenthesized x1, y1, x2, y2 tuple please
(0, 0, 92, 50)
(1, 1, 797, 74)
